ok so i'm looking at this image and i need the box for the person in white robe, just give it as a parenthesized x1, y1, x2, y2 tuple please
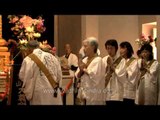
(75, 37, 105, 105)
(157, 63, 160, 105)
(102, 39, 126, 105)
(119, 41, 140, 105)
(19, 40, 63, 105)
(61, 44, 78, 77)
(135, 43, 159, 105)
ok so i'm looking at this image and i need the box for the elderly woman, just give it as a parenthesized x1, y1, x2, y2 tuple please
(75, 37, 105, 105)
(135, 43, 159, 105)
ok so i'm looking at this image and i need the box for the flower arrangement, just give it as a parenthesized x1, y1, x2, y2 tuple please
(135, 34, 156, 47)
(8, 15, 46, 41)
(8, 15, 46, 51)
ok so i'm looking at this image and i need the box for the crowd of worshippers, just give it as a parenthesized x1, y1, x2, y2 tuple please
(18, 37, 160, 105)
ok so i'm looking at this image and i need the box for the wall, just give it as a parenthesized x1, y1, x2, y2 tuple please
(156, 16, 160, 62)
(98, 15, 139, 57)
(56, 15, 81, 56)
(81, 16, 99, 41)
(138, 15, 156, 36)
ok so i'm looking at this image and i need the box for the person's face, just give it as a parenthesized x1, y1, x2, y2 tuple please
(83, 42, 94, 57)
(105, 45, 116, 57)
(141, 49, 150, 60)
(120, 47, 127, 58)
(65, 44, 71, 54)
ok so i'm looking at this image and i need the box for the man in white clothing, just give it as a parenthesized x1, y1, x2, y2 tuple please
(61, 44, 78, 77)
(103, 39, 126, 106)
(19, 40, 63, 105)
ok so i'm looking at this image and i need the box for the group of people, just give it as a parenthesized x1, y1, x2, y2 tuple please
(18, 37, 160, 105)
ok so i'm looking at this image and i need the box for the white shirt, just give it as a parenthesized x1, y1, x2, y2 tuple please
(19, 48, 63, 105)
(135, 59, 159, 105)
(63, 53, 78, 77)
(75, 56, 106, 104)
(123, 57, 140, 100)
(102, 54, 126, 101)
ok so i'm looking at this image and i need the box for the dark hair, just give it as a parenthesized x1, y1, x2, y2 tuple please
(27, 40, 39, 49)
(105, 39, 118, 52)
(140, 43, 153, 60)
(136, 49, 142, 57)
(120, 41, 134, 58)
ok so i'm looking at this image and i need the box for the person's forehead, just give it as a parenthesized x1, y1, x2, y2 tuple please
(83, 41, 89, 45)
(106, 45, 115, 48)
(65, 44, 70, 48)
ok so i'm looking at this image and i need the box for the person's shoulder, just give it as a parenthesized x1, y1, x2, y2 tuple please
(153, 59, 159, 65)
(71, 53, 78, 57)
(102, 55, 109, 60)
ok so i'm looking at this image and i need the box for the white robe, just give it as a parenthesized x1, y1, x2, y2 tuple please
(123, 58, 140, 100)
(63, 53, 78, 77)
(102, 54, 126, 101)
(157, 63, 160, 105)
(19, 48, 63, 105)
(75, 56, 106, 105)
(135, 59, 159, 105)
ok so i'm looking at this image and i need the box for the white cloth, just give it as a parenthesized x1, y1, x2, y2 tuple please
(75, 56, 106, 105)
(63, 53, 78, 77)
(102, 54, 126, 101)
(135, 60, 159, 105)
(123, 58, 140, 100)
(157, 63, 160, 105)
(19, 48, 63, 105)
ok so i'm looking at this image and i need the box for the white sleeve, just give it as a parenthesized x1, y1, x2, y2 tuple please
(126, 59, 139, 85)
(84, 58, 105, 86)
(71, 54, 78, 67)
(19, 57, 35, 100)
(146, 61, 159, 83)
(115, 58, 126, 84)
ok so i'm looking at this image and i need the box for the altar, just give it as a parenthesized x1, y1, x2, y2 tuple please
(0, 44, 13, 105)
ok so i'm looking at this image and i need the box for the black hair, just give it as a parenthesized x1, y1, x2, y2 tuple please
(136, 49, 142, 57)
(120, 41, 134, 58)
(27, 40, 39, 49)
(140, 43, 153, 60)
(105, 39, 118, 52)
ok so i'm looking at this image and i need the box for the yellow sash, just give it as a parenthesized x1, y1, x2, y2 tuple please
(105, 56, 123, 87)
(28, 53, 58, 89)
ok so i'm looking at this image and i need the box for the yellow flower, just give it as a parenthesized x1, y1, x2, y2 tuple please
(19, 39, 28, 45)
(25, 26, 34, 32)
(33, 33, 41, 38)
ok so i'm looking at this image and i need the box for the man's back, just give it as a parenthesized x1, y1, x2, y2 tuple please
(19, 48, 63, 105)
